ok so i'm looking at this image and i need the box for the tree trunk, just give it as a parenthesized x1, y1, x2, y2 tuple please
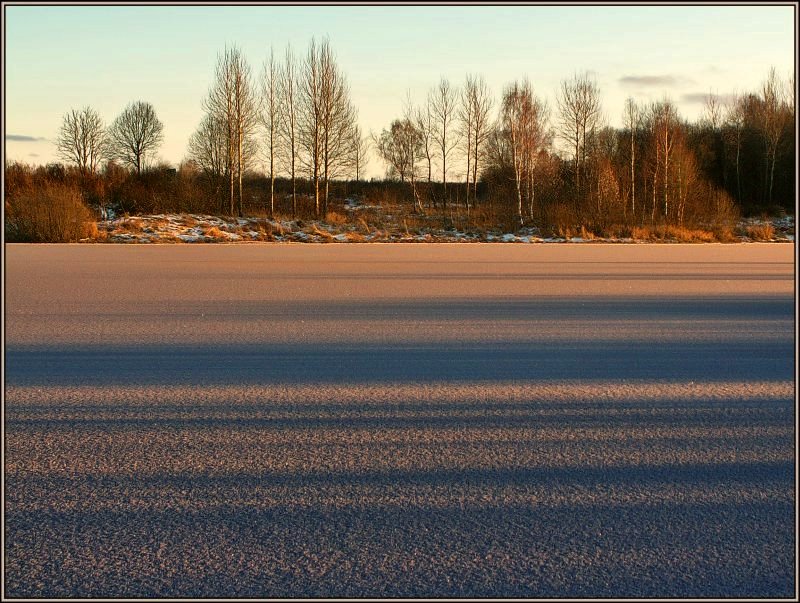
(768, 148, 777, 205)
(269, 127, 275, 217)
(630, 133, 635, 220)
(663, 139, 669, 222)
(238, 126, 244, 217)
(291, 149, 296, 218)
(735, 137, 741, 202)
(512, 142, 523, 226)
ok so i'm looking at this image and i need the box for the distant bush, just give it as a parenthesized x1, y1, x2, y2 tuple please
(5, 182, 97, 242)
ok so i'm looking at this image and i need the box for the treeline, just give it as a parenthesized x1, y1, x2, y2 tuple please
(375, 68, 795, 233)
(4, 38, 795, 242)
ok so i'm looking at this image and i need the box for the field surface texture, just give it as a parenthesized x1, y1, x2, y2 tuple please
(4, 243, 796, 598)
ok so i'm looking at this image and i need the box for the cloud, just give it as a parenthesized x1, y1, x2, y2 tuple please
(28, 153, 40, 158)
(619, 75, 692, 87)
(6, 134, 47, 142)
(681, 92, 737, 105)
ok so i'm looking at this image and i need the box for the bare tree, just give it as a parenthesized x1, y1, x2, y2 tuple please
(205, 47, 235, 214)
(724, 92, 745, 202)
(556, 72, 602, 198)
(278, 44, 299, 217)
(498, 80, 549, 225)
(430, 77, 460, 205)
(298, 38, 357, 216)
(459, 76, 476, 208)
(758, 67, 790, 205)
(786, 71, 795, 109)
(702, 92, 722, 130)
(299, 38, 324, 216)
(375, 118, 423, 212)
(702, 91, 727, 189)
(374, 120, 413, 182)
(232, 49, 260, 216)
(469, 75, 493, 204)
(261, 47, 280, 216)
(188, 113, 227, 178)
(458, 76, 493, 208)
(402, 97, 424, 212)
(648, 99, 679, 222)
(188, 113, 228, 205)
(415, 101, 435, 184)
(500, 84, 525, 224)
(204, 45, 260, 216)
(623, 97, 640, 219)
(56, 106, 106, 175)
(318, 39, 358, 215)
(350, 124, 370, 181)
(107, 101, 164, 174)
(524, 93, 550, 221)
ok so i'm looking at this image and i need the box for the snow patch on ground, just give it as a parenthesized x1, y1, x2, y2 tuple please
(95, 212, 795, 244)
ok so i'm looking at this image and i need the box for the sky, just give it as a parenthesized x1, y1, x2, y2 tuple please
(3, 3, 796, 179)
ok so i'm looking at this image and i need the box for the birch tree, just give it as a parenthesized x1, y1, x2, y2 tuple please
(375, 118, 423, 212)
(459, 76, 476, 208)
(469, 75, 493, 203)
(317, 39, 357, 215)
(296, 39, 359, 216)
(415, 101, 435, 184)
(499, 80, 549, 225)
(278, 44, 299, 216)
(261, 47, 280, 216)
(556, 72, 602, 198)
(430, 77, 460, 205)
(758, 67, 790, 205)
(623, 97, 640, 219)
(724, 93, 744, 202)
(204, 45, 259, 216)
(647, 99, 679, 222)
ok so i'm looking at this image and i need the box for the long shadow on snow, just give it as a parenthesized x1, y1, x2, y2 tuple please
(5, 338, 794, 386)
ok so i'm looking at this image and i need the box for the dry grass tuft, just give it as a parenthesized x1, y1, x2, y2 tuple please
(746, 223, 774, 241)
(557, 226, 573, 239)
(204, 226, 225, 240)
(311, 224, 335, 242)
(345, 231, 365, 242)
(250, 220, 274, 241)
(633, 226, 659, 241)
(220, 223, 245, 235)
(713, 227, 737, 242)
(357, 217, 371, 234)
(325, 211, 348, 226)
(117, 217, 145, 234)
(630, 225, 717, 242)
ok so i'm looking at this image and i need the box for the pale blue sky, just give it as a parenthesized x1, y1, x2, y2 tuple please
(4, 4, 795, 177)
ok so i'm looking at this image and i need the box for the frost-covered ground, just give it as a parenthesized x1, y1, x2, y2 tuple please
(5, 243, 794, 598)
(93, 206, 794, 244)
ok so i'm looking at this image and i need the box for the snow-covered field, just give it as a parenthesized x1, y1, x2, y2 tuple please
(5, 243, 794, 597)
(94, 211, 795, 244)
